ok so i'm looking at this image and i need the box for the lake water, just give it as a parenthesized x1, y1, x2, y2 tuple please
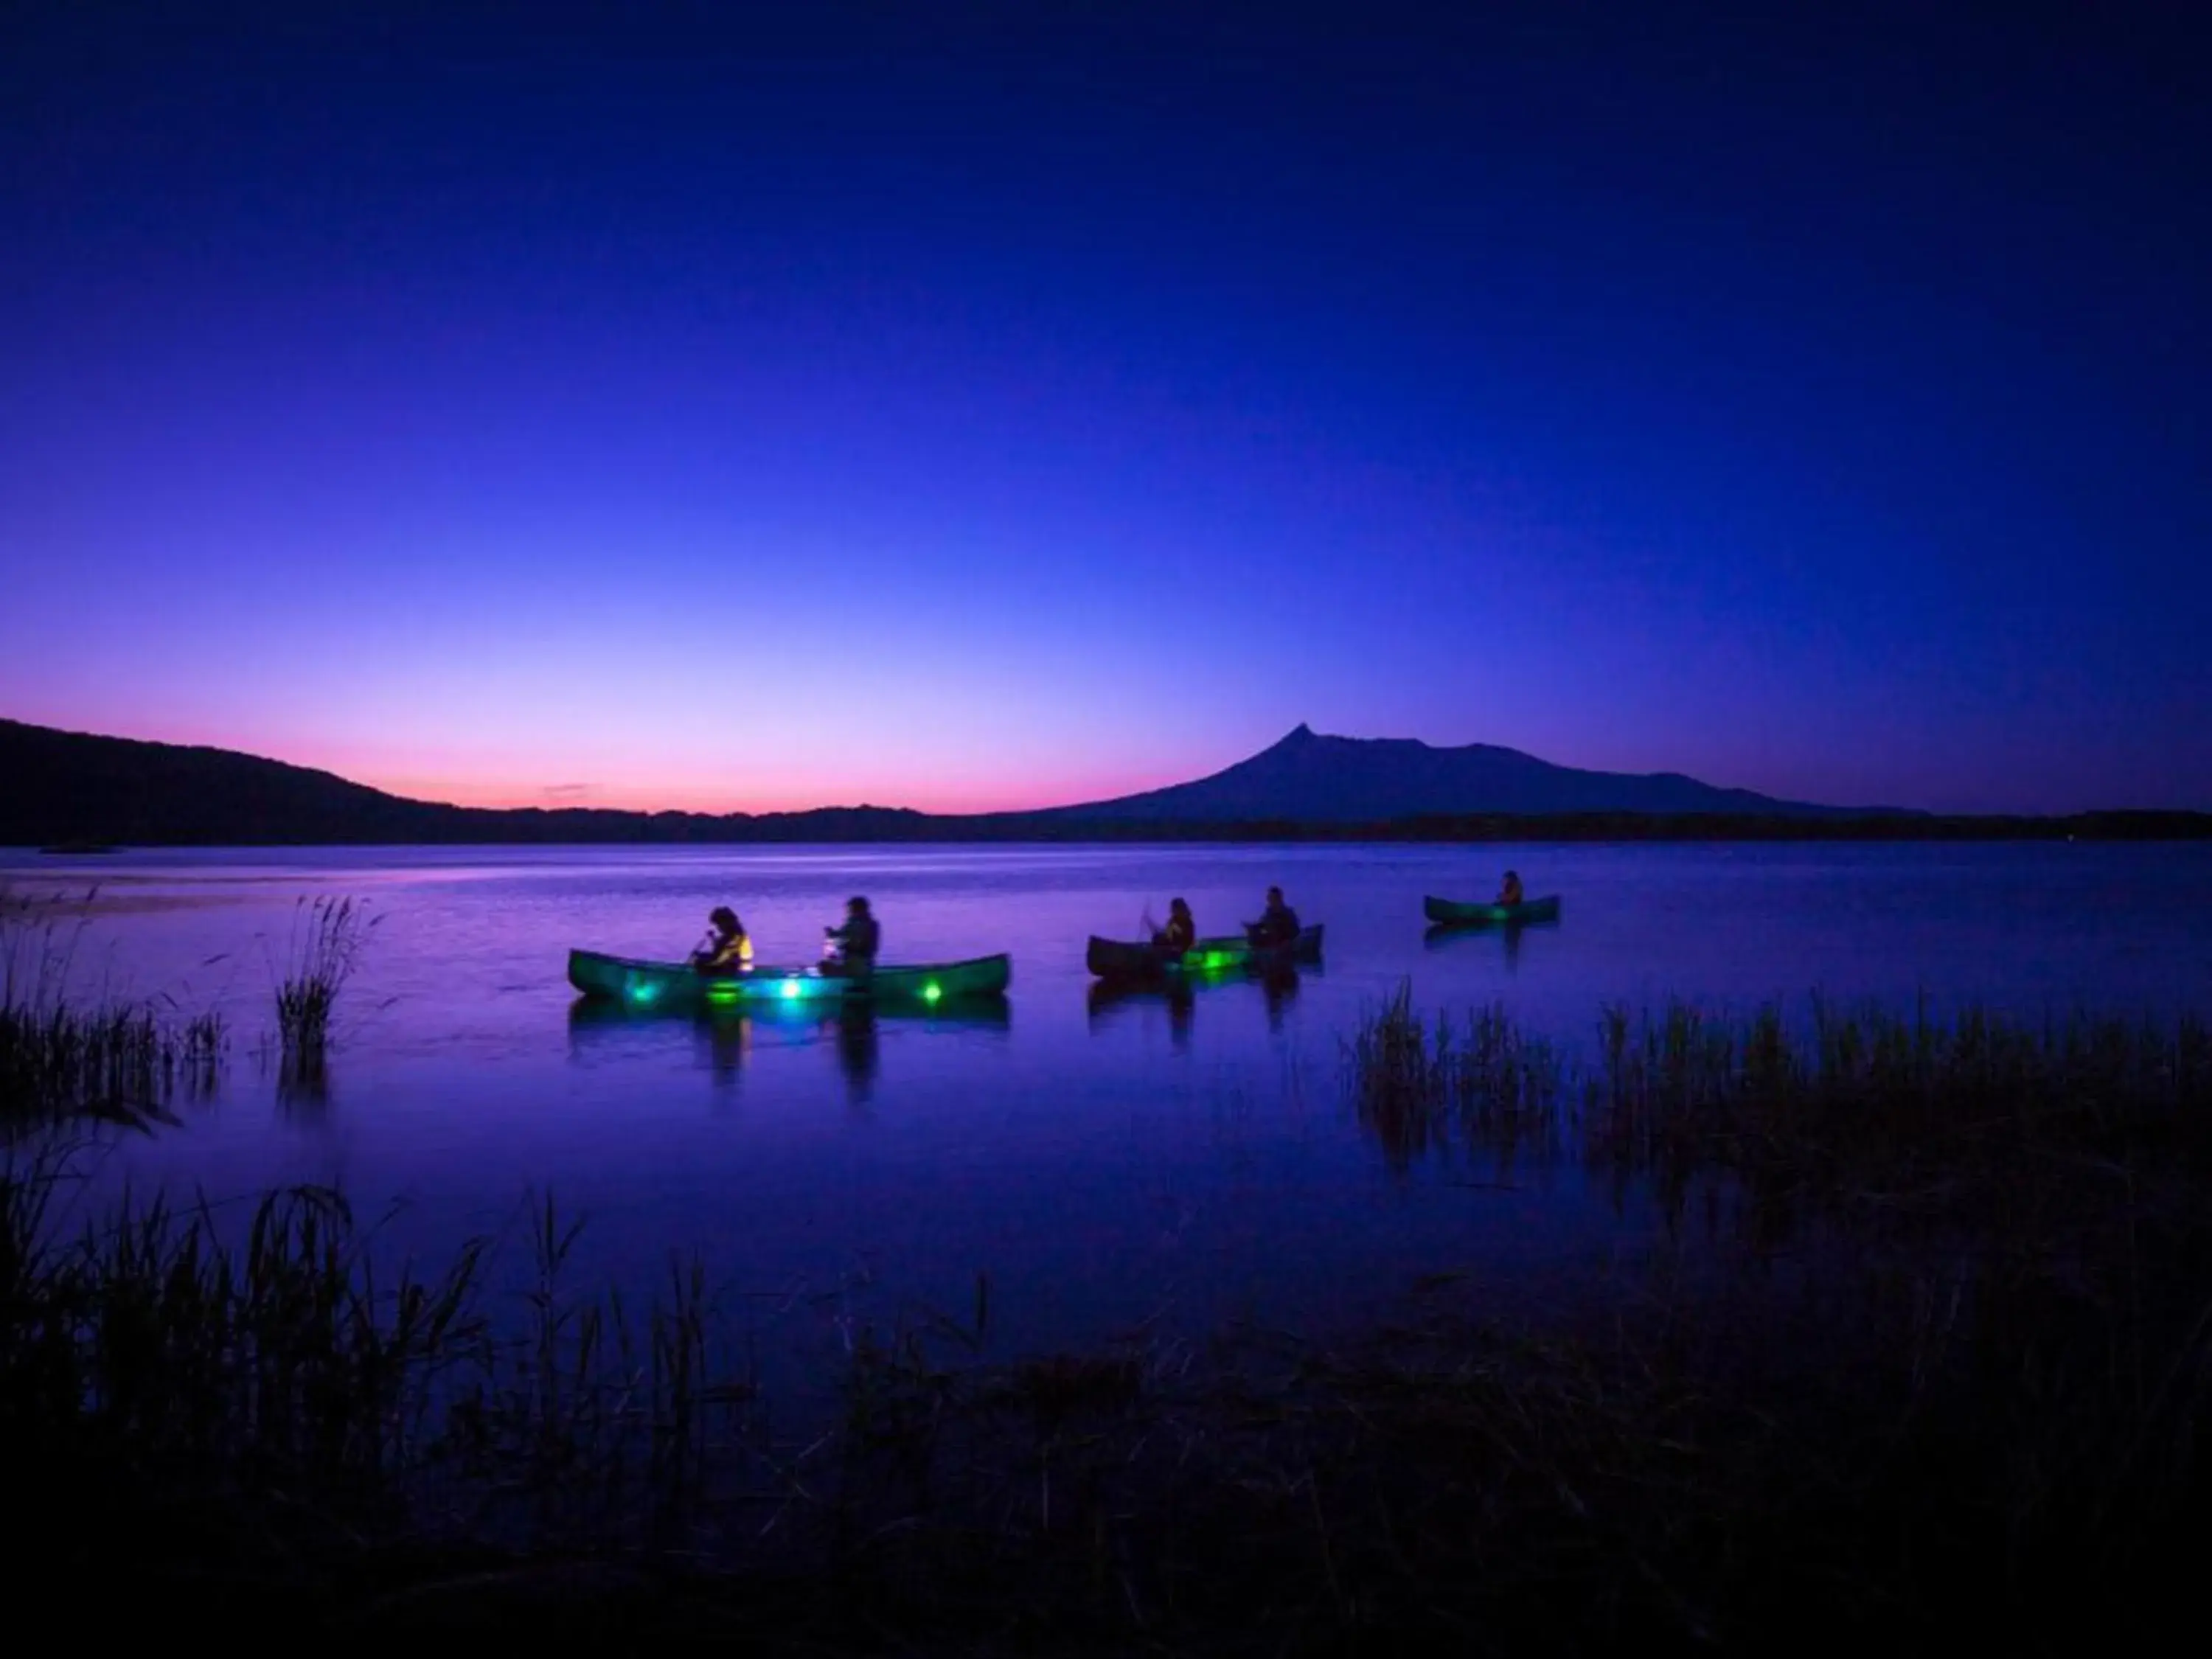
(7, 841, 2211, 1380)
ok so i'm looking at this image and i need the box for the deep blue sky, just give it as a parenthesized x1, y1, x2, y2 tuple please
(2, 1, 2205, 813)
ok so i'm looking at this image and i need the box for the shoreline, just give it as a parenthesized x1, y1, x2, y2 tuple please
(6, 810, 2210, 852)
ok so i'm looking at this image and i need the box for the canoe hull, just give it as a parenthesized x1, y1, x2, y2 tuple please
(1422, 895, 1562, 926)
(568, 948, 1010, 1009)
(1085, 924, 1324, 980)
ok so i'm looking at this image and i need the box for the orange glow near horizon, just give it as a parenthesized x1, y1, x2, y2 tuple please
(7, 708, 1198, 818)
(355, 765, 1180, 817)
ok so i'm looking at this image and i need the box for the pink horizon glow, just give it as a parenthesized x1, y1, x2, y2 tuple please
(12, 709, 1202, 817)
(359, 765, 1185, 816)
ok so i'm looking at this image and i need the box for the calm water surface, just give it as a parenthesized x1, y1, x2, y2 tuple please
(7, 842, 2210, 1374)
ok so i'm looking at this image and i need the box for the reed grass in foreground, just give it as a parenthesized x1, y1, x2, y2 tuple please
(4, 992, 2211, 1646)
(1, 888, 226, 1127)
(10, 1171, 2204, 1647)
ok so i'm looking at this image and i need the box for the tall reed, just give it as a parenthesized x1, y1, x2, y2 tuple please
(1346, 984, 2212, 1206)
(1, 886, 220, 1128)
(1343, 981, 1563, 1170)
(271, 895, 376, 1077)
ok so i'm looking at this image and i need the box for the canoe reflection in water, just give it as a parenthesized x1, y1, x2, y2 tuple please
(564, 995, 1010, 1097)
(1086, 965, 1304, 1037)
(692, 1007, 877, 1099)
(1086, 977, 1197, 1047)
(834, 1007, 878, 1103)
(701, 1009, 751, 1083)
(1423, 919, 1555, 971)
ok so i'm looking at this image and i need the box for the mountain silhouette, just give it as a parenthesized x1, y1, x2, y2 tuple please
(1035, 724, 1901, 820)
(7, 716, 2200, 845)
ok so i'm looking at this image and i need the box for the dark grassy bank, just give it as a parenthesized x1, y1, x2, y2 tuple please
(7, 986, 2212, 1646)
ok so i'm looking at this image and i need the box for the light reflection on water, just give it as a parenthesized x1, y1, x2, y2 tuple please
(6, 841, 2208, 1366)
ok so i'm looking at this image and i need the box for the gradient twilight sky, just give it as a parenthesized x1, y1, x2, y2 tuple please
(3, 2, 2206, 815)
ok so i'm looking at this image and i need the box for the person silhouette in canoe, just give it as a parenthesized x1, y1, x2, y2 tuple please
(1246, 886, 1301, 950)
(1152, 897, 1196, 961)
(1496, 869, 1525, 907)
(821, 896, 880, 978)
(690, 906, 754, 975)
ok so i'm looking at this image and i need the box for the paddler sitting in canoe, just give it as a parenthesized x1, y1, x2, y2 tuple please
(821, 896, 880, 978)
(1246, 886, 1301, 950)
(1497, 870, 1525, 907)
(1151, 897, 1196, 961)
(690, 906, 754, 974)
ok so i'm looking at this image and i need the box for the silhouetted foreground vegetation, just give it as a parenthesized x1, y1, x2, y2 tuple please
(7, 984, 2212, 1646)
(2, 890, 225, 1135)
(3, 888, 378, 1130)
(266, 893, 377, 1102)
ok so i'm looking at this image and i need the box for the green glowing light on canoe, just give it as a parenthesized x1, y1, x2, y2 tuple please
(630, 984, 655, 1005)
(923, 982, 941, 1003)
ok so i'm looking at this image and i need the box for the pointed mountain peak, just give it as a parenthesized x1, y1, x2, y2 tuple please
(1027, 721, 1888, 821)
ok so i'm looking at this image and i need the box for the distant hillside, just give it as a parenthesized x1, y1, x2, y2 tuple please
(4, 717, 2205, 846)
(1037, 724, 1907, 821)
(0, 719, 925, 846)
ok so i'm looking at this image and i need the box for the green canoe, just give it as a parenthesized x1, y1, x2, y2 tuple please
(1422, 895, 1562, 926)
(567, 948, 1011, 1010)
(1085, 925, 1324, 980)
